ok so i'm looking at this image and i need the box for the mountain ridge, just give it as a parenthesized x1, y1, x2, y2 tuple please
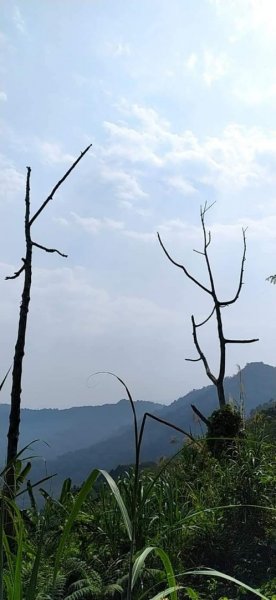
(26, 361, 276, 490)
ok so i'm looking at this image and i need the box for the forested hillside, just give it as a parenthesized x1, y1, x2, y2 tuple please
(26, 362, 276, 489)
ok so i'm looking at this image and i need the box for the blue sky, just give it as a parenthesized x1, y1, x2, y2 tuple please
(1, 0, 276, 408)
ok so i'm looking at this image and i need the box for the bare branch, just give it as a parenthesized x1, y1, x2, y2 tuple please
(191, 315, 217, 385)
(201, 200, 216, 216)
(206, 230, 211, 248)
(29, 144, 92, 227)
(138, 411, 196, 450)
(200, 204, 217, 298)
(193, 249, 205, 256)
(225, 338, 259, 344)
(6, 261, 26, 280)
(194, 305, 216, 328)
(220, 228, 247, 306)
(185, 357, 202, 362)
(32, 242, 68, 258)
(191, 404, 211, 427)
(157, 232, 212, 295)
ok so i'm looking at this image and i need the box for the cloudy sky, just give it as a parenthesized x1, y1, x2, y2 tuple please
(1, 0, 276, 408)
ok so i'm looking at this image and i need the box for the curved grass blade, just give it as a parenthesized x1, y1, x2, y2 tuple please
(183, 568, 270, 600)
(91, 371, 138, 450)
(101, 469, 132, 541)
(149, 586, 183, 600)
(53, 468, 132, 583)
(0, 497, 4, 600)
(0, 441, 40, 479)
(157, 503, 276, 541)
(16, 473, 57, 498)
(13, 516, 23, 600)
(26, 522, 45, 600)
(132, 546, 177, 600)
(132, 546, 154, 590)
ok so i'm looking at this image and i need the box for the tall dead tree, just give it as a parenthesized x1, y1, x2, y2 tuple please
(158, 202, 259, 409)
(5, 144, 91, 499)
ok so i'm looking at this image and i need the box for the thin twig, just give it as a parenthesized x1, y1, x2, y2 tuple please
(225, 338, 259, 344)
(191, 315, 217, 385)
(220, 228, 247, 306)
(157, 232, 212, 295)
(138, 412, 196, 452)
(29, 144, 92, 227)
(185, 357, 202, 362)
(194, 305, 216, 328)
(5, 262, 26, 280)
(32, 242, 68, 258)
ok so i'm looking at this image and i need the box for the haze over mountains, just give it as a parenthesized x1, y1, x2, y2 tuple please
(1, 362, 276, 491)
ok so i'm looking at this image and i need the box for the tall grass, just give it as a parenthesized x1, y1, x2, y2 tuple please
(0, 376, 274, 599)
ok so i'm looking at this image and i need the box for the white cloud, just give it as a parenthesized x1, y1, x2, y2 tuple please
(211, 215, 276, 240)
(233, 82, 276, 106)
(0, 91, 7, 102)
(102, 103, 276, 193)
(106, 41, 131, 57)
(159, 214, 276, 243)
(101, 167, 148, 200)
(103, 120, 163, 166)
(37, 141, 75, 165)
(71, 212, 124, 234)
(25, 264, 181, 338)
(186, 53, 198, 71)
(167, 175, 197, 196)
(0, 155, 25, 203)
(71, 211, 154, 241)
(114, 42, 131, 57)
(123, 230, 155, 242)
(13, 6, 26, 34)
(203, 50, 228, 86)
(210, 0, 276, 38)
(53, 216, 70, 227)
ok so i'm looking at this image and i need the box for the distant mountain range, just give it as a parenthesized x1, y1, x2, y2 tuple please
(1, 362, 276, 493)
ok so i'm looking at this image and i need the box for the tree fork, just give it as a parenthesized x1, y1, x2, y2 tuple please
(158, 202, 259, 409)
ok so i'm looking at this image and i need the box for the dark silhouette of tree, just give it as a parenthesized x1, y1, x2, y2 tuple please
(5, 145, 92, 500)
(158, 202, 259, 409)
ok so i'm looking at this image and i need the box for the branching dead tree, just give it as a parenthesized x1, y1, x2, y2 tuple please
(158, 202, 259, 409)
(5, 144, 91, 499)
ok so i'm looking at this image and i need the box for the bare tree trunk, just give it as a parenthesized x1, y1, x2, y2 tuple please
(5, 168, 32, 497)
(4, 144, 92, 506)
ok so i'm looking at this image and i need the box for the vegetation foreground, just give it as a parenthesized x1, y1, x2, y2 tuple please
(0, 401, 275, 600)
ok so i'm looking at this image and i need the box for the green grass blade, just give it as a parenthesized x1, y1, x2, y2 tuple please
(0, 497, 4, 600)
(184, 569, 270, 600)
(132, 546, 155, 590)
(53, 468, 132, 584)
(13, 517, 23, 600)
(154, 548, 177, 600)
(26, 524, 44, 600)
(132, 546, 177, 600)
(149, 586, 183, 600)
(53, 468, 100, 584)
(100, 470, 132, 541)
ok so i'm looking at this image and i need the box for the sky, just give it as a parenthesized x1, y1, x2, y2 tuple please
(1, 0, 276, 408)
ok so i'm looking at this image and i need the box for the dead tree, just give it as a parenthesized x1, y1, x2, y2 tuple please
(158, 202, 259, 409)
(4, 145, 91, 499)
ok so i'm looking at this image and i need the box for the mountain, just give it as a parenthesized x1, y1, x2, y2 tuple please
(29, 362, 276, 491)
(0, 399, 164, 461)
